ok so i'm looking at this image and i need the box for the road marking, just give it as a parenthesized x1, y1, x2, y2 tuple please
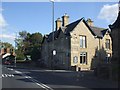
(15, 70, 22, 74)
(40, 83, 54, 90)
(14, 70, 54, 90)
(8, 74, 14, 77)
(30, 79, 48, 89)
(19, 73, 53, 90)
(2, 74, 4, 77)
(7, 68, 13, 71)
(23, 75, 53, 90)
(25, 76, 32, 79)
(1, 74, 14, 78)
(5, 74, 7, 77)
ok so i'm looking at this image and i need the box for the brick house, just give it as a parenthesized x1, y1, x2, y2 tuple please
(41, 14, 112, 70)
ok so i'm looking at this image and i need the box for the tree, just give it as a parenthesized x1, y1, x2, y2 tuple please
(0, 41, 13, 49)
(24, 32, 43, 61)
(15, 31, 43, 61)
(15, 31, 28, 60)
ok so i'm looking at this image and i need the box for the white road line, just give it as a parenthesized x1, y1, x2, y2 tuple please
(8, 74, 14, 77)
(2, 74, 4, 77)
(5, 74, 8, 77)
(7, 68, 13, 71)
(31, 77, 53, 90)
(11, 74, 14, 77)
(13, 69, 53, 90)
(30, 79, 48, 89)
(15, 71, 53, 90)
(25, 76, 32, 79)
(7, 68, 10, 70)
(1, 74, 14, 78)
(24, 75, 53, 90)
(40, 83, 54, 90)
(15, 70, 22, 74)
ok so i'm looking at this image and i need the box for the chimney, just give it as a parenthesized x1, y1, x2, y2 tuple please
(55, 18, 62, 30)
(62, 13, 69, 27)
(86, 18, 94, 26)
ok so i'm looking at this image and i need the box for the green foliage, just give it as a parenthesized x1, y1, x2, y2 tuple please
(15, 31, 43, 61)
(0, 41, 13, 49)
(16, 50, 25, 60)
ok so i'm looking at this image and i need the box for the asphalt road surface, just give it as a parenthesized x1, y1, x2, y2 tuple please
(1, 64, 118, 90)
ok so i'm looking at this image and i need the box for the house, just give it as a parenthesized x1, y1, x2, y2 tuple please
(109, 4, 120, 63)
(108, 2, 120, 80)
(0, 47, 15, 59)
(41, 14, 112, 71)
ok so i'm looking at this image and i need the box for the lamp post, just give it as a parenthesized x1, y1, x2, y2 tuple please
(50, 0, 55, 69)
(14, 32, 17, 67)
(51, 0, 54, 41)
(118, 0, 120, 13)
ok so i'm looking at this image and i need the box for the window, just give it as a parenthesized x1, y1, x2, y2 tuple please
(80, 52, 87, 64)
(73, 56, 78, 63)
(80, 36, 86, 48)
(105, 39, 110, 49)
(106, 53, 111, 63)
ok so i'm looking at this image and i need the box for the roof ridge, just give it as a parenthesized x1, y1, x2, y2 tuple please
(66, 18, 84, 27)
(90, 26, 106, 30)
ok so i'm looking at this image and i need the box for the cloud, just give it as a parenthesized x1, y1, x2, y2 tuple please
(98, 4, 118, 24)
(0, 34, 15, 40)
(0, 7, 15, 45)
(0, 7, 8, 29)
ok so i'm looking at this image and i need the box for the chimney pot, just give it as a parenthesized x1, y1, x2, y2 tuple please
(62, 13, 69, 27)
(55, 18, 62, 30)
(86, 18, 94, 26)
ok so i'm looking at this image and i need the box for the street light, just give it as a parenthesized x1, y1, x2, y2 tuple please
(50, 0, 55, 69)
(50, 0, 54, 41)
(14, 32, 17, 67)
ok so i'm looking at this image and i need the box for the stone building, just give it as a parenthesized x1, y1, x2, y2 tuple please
(109, 4, 120, 63)
(41, 14, 112, 70)
(108, 2, 120, 80)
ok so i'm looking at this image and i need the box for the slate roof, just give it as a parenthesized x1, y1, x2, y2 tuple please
(89, 26, 107, 38)
(47, 29, 61, 42)
(64, 18, 83, 35)
(64, 18, 97, 37)
(42, 18, 108, 43)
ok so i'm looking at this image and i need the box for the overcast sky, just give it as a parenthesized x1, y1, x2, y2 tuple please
(0, 0, 119, 46)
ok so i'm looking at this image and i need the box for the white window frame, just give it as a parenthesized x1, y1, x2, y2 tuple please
(80, 52, 87, 64)
(105, 39, 110, 50)
(80, 36, 86, 48)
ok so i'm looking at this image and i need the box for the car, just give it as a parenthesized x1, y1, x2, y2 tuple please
(4, 60, 11, 65)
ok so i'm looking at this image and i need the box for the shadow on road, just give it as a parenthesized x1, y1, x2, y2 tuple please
(5, 65, 118, 89)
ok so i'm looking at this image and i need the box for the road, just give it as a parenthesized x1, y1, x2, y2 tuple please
(1, 64, 118, 89)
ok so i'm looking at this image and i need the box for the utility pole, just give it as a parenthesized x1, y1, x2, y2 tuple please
(118, 0, 120, 13)
(14, 32, 17, 67)
(50, 0, 55, 69)
(51, 0, 54, 42)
